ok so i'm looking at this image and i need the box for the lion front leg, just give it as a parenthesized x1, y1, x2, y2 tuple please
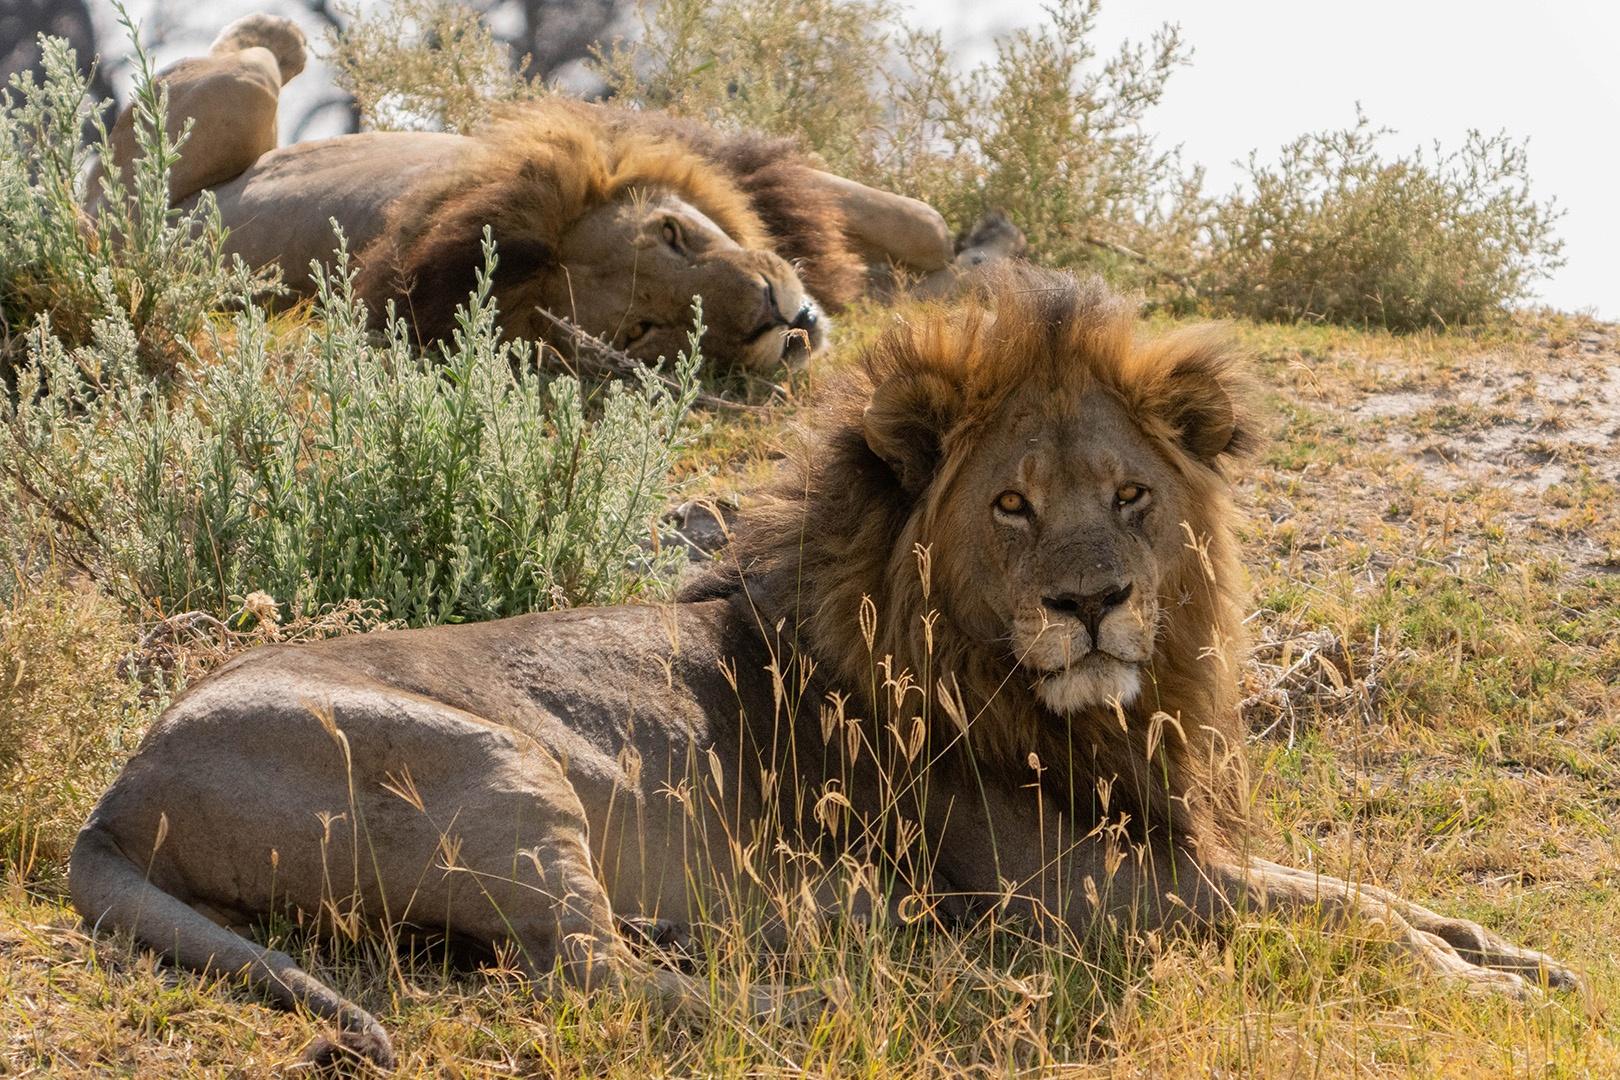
(804, 170, 954, 274)
(973, 824, 1579, 998)
(1223, 857, 1582, 996)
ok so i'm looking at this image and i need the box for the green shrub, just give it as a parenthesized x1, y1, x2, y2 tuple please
(334, 0, 1567, 323)
(3, 236, 700, 627)
(863, 0, 1207, 289)
(0, 10, 244, 376)
(1199, 113, 1565, 330)
(595, 0, 896, 179)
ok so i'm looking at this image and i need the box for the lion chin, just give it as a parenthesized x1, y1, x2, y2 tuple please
(1032, 657, 1143, 713)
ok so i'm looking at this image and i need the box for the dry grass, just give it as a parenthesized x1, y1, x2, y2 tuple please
(2, 310, 1617, 1076)
(0, 578, 150, 882)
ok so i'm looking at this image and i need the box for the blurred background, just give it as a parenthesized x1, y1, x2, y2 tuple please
(4, 0, 1613, 316)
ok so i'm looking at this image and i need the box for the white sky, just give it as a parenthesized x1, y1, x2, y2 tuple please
(104, 0, 1618, 318)
(916, 0, 1619, 317)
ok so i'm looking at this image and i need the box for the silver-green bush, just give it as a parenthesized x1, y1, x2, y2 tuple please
(0, 14, 242, 376)
(4, 237, 699, 626)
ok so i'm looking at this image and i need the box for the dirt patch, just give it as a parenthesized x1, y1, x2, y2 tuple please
(1349, 354, 1619, 496)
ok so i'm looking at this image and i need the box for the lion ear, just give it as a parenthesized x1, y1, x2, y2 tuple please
(1156, 338, 1258, 466)
(862, 371, 961, 495)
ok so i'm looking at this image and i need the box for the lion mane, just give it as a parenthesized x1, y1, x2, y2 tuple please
(692, 270, 1258, 850)
(609, 110, 870, 309)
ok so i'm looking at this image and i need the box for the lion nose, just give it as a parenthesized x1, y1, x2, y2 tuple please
(1042, 583, 1133, 644)
(780, 304, 819, 364)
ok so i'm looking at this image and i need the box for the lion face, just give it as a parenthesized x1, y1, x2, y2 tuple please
(935, 382, 1191, 712)
(854, 271, 1252, 720)
(356, 106, 836, 375)
(521, 194, 827, 372)
(373, 187, 828, 374)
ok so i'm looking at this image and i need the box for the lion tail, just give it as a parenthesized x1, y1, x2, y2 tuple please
(68, 821, 396, 1069)
(209, 13, 308, 85)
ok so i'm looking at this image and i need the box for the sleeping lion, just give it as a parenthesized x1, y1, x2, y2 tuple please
(71, 267, 1578, 1068)
(92, 15, 995, 372)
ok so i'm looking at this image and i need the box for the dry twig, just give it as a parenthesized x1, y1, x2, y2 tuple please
(529, 307, 768, 414)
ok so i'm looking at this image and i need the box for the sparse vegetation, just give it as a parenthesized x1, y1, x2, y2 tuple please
(0, 580, 148, 878)
(330, 0, 1565, 326)
(1200, 113, 1566, 330)
(599, 0, 1207, 290)
(2, 2, 1615, 1077)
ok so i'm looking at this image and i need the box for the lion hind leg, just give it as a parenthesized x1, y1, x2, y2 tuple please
(444, 748, 817, 1026)
(90, 14, 306, 212)
(1234, 858, 1580, 996)
(69, 823, 396, 1068)
(509, 836, 708, 1016)
(523, 873, 828, 1025)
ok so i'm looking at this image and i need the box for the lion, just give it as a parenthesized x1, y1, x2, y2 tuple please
(70, 269, 1578, 1068)
(93, 15, 991, 373)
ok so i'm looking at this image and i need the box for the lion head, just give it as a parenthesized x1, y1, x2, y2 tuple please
(708, 267, 1258, 844)
(354, 103, 827, 373)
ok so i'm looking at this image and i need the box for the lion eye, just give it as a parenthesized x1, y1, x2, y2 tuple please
(661, 217, 685, 254)
(994, 490, 1030, 516)
(624, 320, 656, 345)
(1115, 484, 1149, 508)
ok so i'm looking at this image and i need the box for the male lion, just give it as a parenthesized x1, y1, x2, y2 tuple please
(94, 15, 983, 372)
(71, 270, 1577, 1068)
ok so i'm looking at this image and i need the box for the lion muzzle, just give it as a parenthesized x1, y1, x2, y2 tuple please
(1015, 586, 1154, 712)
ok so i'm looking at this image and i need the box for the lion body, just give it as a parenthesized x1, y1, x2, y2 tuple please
(72, 270, 1576, 1068)
(194, 131, 466, 294)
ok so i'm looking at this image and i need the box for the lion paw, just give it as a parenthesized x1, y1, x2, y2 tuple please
(302, 1019, 397, 1073)
(1409, 915, 1583, 995)
(740, 976, 848, 1026)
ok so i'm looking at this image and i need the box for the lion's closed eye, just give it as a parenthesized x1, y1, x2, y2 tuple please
(661, 217, 686, 256)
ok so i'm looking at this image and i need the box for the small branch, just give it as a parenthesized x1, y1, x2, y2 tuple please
(1079, 234, 1198, 295)
(4, 468, 103, 581)
(528, 307, 767, 414)
(136, 610, 230, 651)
